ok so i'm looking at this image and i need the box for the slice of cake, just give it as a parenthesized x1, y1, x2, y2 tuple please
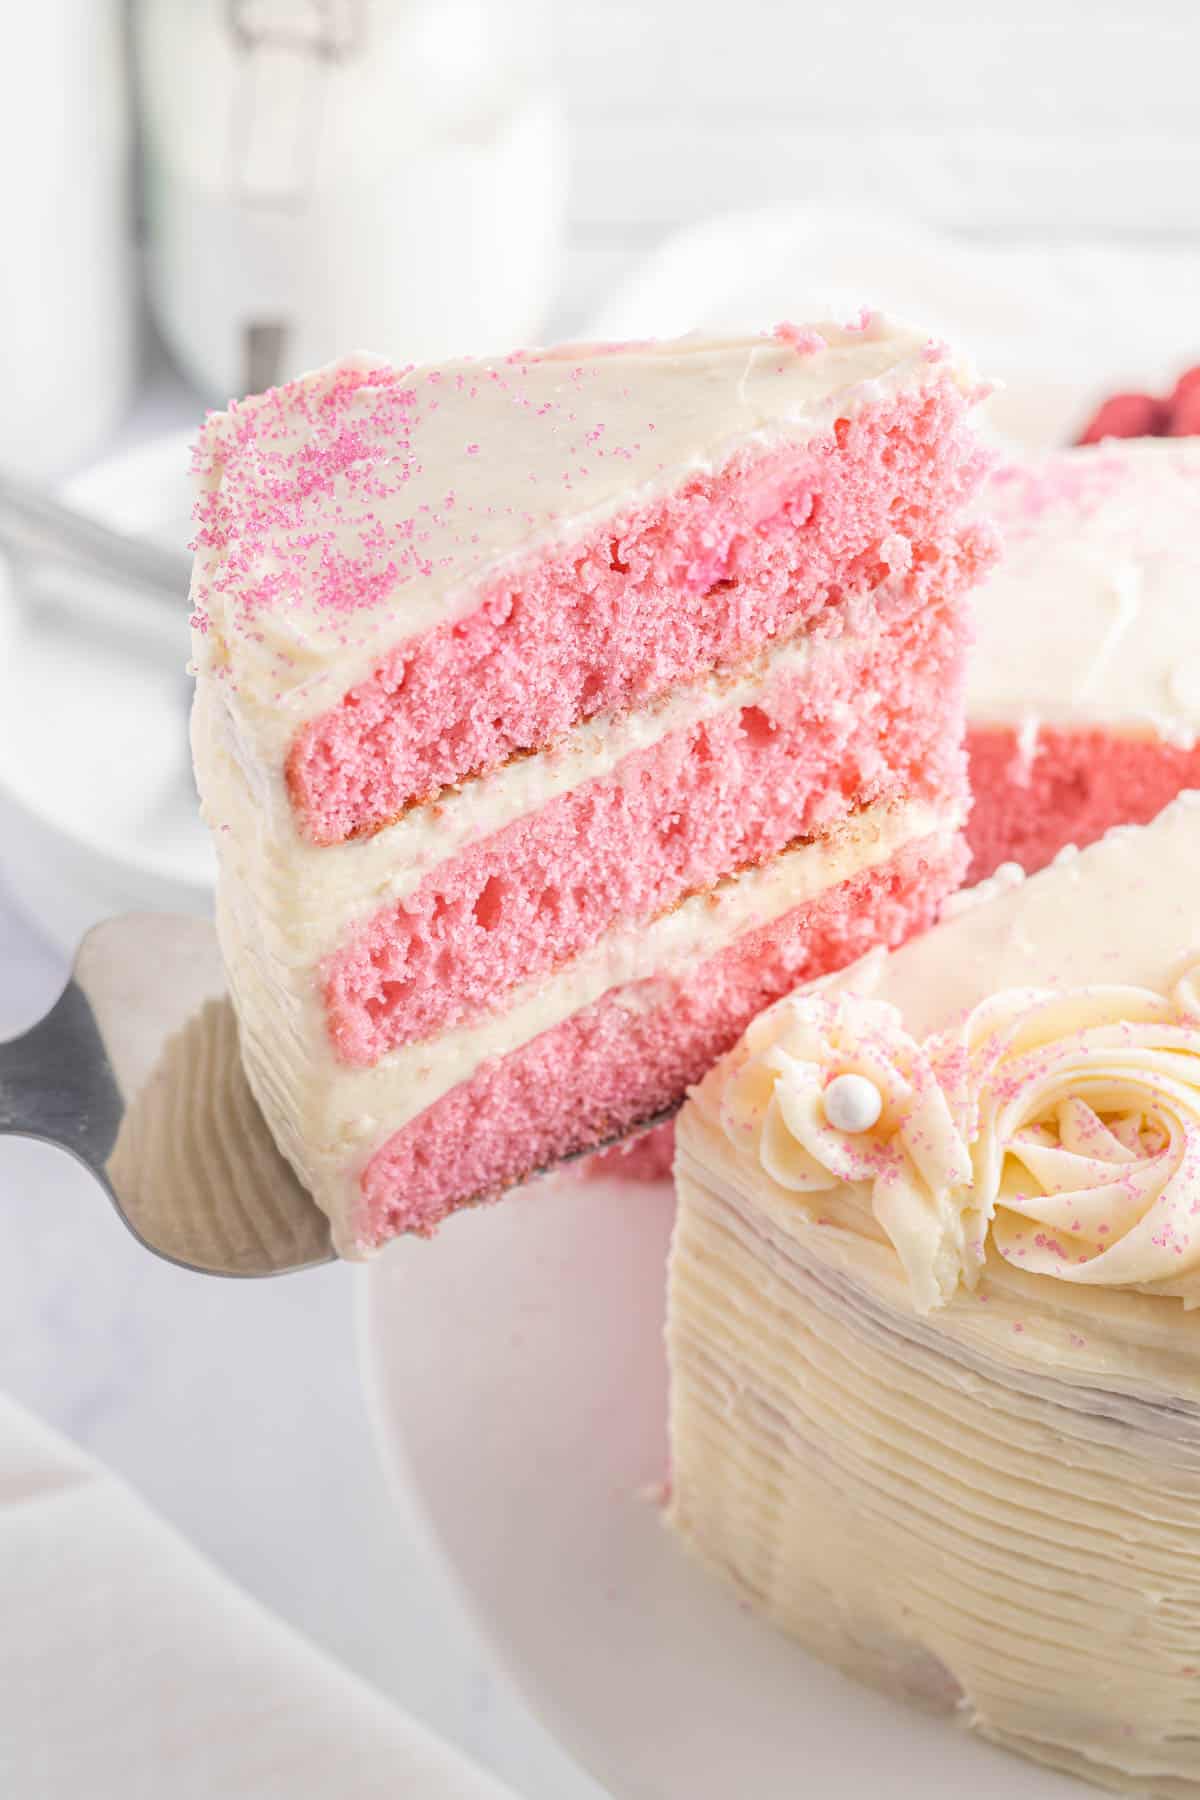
(968, 438, 1200, 881)
(189, 320, 994, 1256)
(669, 794, 1200, 1794)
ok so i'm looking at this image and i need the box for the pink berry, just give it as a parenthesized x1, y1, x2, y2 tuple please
(1076, 392, 1165, 446)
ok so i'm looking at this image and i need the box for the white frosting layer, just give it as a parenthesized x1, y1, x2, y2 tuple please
(194, 622, 876, 957)
(190, 318, 969, 761)
(215, 790, 949, 1253)
(970, 439, 1200, 748)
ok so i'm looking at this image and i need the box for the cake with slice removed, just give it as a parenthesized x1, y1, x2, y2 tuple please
(189, 318, 994, 1256)
(967, 438, 1200, 881)
(669, 793, 1200, 1795)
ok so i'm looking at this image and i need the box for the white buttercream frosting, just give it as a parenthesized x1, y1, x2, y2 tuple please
(969, 438, 1200, 747)
(670, 799, 1200, 1792)
(676, 806, 1200, 1800)
(669, 1098, 1200, 1791)
(726, 959, 1200, 1307)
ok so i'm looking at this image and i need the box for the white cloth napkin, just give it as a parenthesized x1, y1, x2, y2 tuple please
(0, 1393, 521, 1800)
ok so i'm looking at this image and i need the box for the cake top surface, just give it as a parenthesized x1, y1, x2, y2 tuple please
(188, 316, 963, 731)
(875, 796, 1200, 1032)
(969, 437, 1200, 745)
(709, 796, 1200, 1311)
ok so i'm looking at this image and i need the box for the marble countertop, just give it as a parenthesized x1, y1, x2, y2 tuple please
(0, 880, 603, 1799)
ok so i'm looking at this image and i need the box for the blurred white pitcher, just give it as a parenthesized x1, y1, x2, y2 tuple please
(0, 0, 134, 477)
(135, 0, 565, 398)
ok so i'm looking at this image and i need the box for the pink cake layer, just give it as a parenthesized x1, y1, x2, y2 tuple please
(288, 377, 988, 844)
(966, 725, 1200, 881)
(355, 826, 966, 1247)
(325, 584, 974, 1065)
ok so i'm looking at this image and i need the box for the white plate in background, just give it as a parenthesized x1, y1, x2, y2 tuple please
(0, 429, 212, 951)
(62, 427, 196, 545)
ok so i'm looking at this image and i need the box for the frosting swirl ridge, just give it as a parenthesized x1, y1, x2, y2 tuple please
(972, 973, 1200, 1292)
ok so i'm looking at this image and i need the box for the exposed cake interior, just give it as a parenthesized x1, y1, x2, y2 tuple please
(967, 439, 1200, 879)
(967, 723, 1200, 882)
(359, 821, 964, 1244)
(324, 580, 974, 1064)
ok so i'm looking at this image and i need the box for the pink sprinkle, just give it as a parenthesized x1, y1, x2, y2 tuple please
(466, 443, 480, 456)
(772, 322, 827, 355)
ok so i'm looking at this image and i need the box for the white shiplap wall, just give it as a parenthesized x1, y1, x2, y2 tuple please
(551, 0, 1200, 316)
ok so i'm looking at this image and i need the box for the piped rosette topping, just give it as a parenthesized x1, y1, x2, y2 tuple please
(969, 972, 1200, 1296)
(720, 954, 1200, 1310)
(720, 965, 976, 1311)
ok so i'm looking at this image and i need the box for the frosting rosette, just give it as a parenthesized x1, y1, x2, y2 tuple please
(721, 968, 975, 1311)
(722, 955, 1200, 1310)
(964, 970, 1200, 1295)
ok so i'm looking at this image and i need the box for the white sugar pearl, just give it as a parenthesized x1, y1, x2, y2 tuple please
(823, 1073, 883, 1134)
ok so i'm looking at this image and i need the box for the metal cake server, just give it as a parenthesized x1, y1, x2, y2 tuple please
(0, 914, 334, 1277)
(0, 913, 672, 1278)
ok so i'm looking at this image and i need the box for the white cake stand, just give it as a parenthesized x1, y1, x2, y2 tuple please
(358, 1170, 1078, 1798)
